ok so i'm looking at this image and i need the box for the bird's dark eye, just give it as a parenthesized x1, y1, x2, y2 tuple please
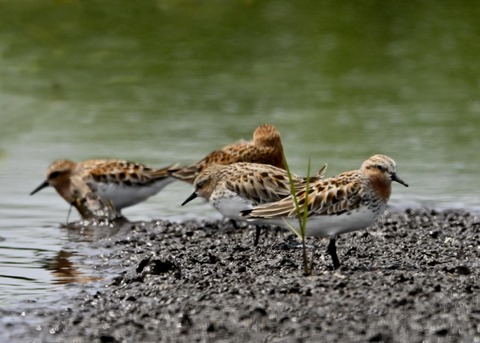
(49, 171, 61, 179)
(376, 165, 384, 171)
(196, 180, 206, 189)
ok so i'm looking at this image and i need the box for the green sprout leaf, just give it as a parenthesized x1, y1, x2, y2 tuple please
(282, 152, 312, 275)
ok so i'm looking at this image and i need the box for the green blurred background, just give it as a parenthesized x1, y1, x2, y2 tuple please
(1, 0, 479, 210)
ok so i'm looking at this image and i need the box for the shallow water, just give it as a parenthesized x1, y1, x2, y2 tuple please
(0, 0, 479, 306)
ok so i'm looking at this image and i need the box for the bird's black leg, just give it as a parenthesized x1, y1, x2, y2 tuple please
(66, 204, 73, 224)
(254, 225, 262, 246)
(327, 237, 341, 269)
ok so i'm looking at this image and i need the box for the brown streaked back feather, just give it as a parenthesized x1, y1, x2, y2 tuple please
(241, 170, 364, 219)
(222, 165, 295, 205)
(84, 160, 179, 186)
(211, 162, 327, 206)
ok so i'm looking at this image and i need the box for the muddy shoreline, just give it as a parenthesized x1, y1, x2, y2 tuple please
(3, 209, 480, 342)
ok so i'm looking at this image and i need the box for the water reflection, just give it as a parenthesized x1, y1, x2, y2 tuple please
(0, 218, 135, 303)
(41, 250, 102, 285)
(47, 220, 134, 284)
(61, 219, 134, 242)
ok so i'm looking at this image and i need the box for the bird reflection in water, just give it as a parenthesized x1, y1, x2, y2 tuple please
(42, 250, 102, 285)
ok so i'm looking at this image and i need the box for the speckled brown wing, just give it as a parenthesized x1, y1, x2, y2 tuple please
(85, 160, 177, 186)
(307, 170, 364, 216)
(241, 170, 364, 218)
(220, 163, 314, 206)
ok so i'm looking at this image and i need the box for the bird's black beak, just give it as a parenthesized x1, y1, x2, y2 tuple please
(391, 173, 408, 187)
(181, 192, 198, 206)
(30, 180, 50, 195)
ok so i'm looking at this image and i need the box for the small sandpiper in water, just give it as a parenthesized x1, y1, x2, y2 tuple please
(30, 159, 179, 219)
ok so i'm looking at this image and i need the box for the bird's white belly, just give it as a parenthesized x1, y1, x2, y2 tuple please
(212, 195, 253, 220)
(95, 178, 174, 210)
(275, 206, 383, 238)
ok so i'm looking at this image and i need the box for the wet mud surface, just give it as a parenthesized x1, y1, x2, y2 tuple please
(3, 209, 480, 342)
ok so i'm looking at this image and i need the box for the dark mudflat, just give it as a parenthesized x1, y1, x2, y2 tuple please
(3, 209, 480, 342)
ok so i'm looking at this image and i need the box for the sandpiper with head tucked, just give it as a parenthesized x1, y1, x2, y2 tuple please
(171, 124, 286, 184)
